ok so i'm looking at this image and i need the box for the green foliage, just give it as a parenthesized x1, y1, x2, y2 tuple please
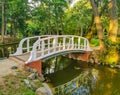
(0, 0, 119, 44)
(63, 0, 92, 35)
(90, 38, 100, 46)
(103, 36, 112, 48)
(0, 0, 94, 37)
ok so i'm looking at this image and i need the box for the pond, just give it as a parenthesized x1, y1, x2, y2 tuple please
(43, 56, 120, 95)
(0, 43, 18, 59)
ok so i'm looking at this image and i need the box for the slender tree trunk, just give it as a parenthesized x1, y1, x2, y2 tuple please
(56, 21, 59, 35)
(90, 0, 105, 50)
(48, 0, 52, 35)
(81, 27, 83, 36)
(1, 0, 5, 43)
(60, 16, 64, 34)
(108, 0, 118, 42)
(12, 19, 17, 40)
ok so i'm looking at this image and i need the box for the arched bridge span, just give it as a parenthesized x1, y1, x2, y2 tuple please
(11, 35, 91, 63)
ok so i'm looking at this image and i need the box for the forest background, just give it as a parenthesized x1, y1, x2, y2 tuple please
(0, 0, 120, 65)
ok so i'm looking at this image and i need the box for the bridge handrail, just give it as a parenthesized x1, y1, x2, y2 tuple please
(10, 35, 53, 56)
(33, 35, 90, 51)
(26, 35, 91, 63)
(52, 70, 89, 94)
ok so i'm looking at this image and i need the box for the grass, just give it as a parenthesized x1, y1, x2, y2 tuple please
(0, 70, 43, 95)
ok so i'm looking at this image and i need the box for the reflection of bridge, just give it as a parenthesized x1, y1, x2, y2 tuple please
(52, 71, 90, 95)
(10, 35, 91, 74)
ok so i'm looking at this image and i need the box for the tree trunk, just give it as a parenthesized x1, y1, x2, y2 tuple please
(48, 0, 52, 35)
(12, 19, 17, 40)
(60, 16, 64, 35)
(81, 26, 83, 36)
(108, 0, 118, 42)
(104, 0, 119, 64)
(1, 0, 5, 43)
(90, 0, 105, 50)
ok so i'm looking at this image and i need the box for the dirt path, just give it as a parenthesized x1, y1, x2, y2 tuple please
(0, 58, 24, 84)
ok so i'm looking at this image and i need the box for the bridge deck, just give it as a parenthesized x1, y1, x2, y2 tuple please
(12, 53, 30, 62)
(11, 46, 97, 63)
(12, 46, 87, 63)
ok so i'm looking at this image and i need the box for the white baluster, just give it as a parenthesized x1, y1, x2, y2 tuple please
(25, 50, 36, 64)
(78, 37, 80, 49)
(84, 39, 87, 50)
(38, 37, 41, 50)
(71, 37, 74, 49)
(53, 37, 58, 52)
(63, 37, 66, 49)
(42, 40, 45, 56)
(27, 39, 30, 52)
(86, 40, 91, 51)
(53, 38, 56, 52)
(48, 38, 50, 54)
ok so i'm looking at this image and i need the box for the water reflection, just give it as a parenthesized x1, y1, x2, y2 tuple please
(54, 70, 91, 95)
(43, 56, 120, 95)
(43, 56, 71, 75)
(43, 56, 100, 95)
(52, 68, 99, 95)
(0, 43, 18, 58)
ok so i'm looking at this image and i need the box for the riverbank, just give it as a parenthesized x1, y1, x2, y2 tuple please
(0, 58, 54, 95)
(0, 58, 23, 83)
(0, 58, 35, 94)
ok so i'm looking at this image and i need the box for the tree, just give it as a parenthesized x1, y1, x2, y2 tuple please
(89, 0, 119, 64)
(108, 0, 118, 43)
(1, 0, 5, 43)
(90, 0, 105, 50)
(5, 0, 30, 38)
(104, 0, 119, 64)
(64, 0, 92, 35)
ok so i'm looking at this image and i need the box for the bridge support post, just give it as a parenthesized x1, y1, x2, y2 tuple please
(68, 51, 91, 62)
(25, 60, 42, 75)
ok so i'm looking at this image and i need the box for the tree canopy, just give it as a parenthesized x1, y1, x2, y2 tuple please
(0, 0, 120, 64)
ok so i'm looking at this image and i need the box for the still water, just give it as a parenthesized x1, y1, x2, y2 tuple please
(0, 43, 18, 58)
(43, 56, 120, 95)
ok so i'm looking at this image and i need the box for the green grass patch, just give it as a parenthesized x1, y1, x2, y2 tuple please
(0, 70, 43, 95)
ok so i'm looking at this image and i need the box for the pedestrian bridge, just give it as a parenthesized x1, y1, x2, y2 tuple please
(10, 35, 91, 64)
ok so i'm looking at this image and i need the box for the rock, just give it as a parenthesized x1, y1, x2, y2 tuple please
(26, 67, 33, 72)
(24, 79, 38, 91)
(37, 74, 45, 82)
(36, 90, 43, 95)
(89, 58, 94, 64)
(11, 66, 18, 69)
(36, 83, 53, 95)
(35, 87, 45, 95)
(74, 66, 81, 70)
(110, 65, 114, 68)
(24, 79, 32, 88)
(115, 65, 120, 69)
(33, 69, 38, 73)
(28, 73, 36, 80)
(94, 58, 98, 64)
(30, 81, 38, 91)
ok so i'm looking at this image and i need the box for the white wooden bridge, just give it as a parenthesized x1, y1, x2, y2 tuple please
(10, 35, 91, 64)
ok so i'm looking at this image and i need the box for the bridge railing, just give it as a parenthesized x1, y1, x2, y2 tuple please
(52, 70, 90, 95)
(10, 35, 53, 56)
(26, 35, 91, 63)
